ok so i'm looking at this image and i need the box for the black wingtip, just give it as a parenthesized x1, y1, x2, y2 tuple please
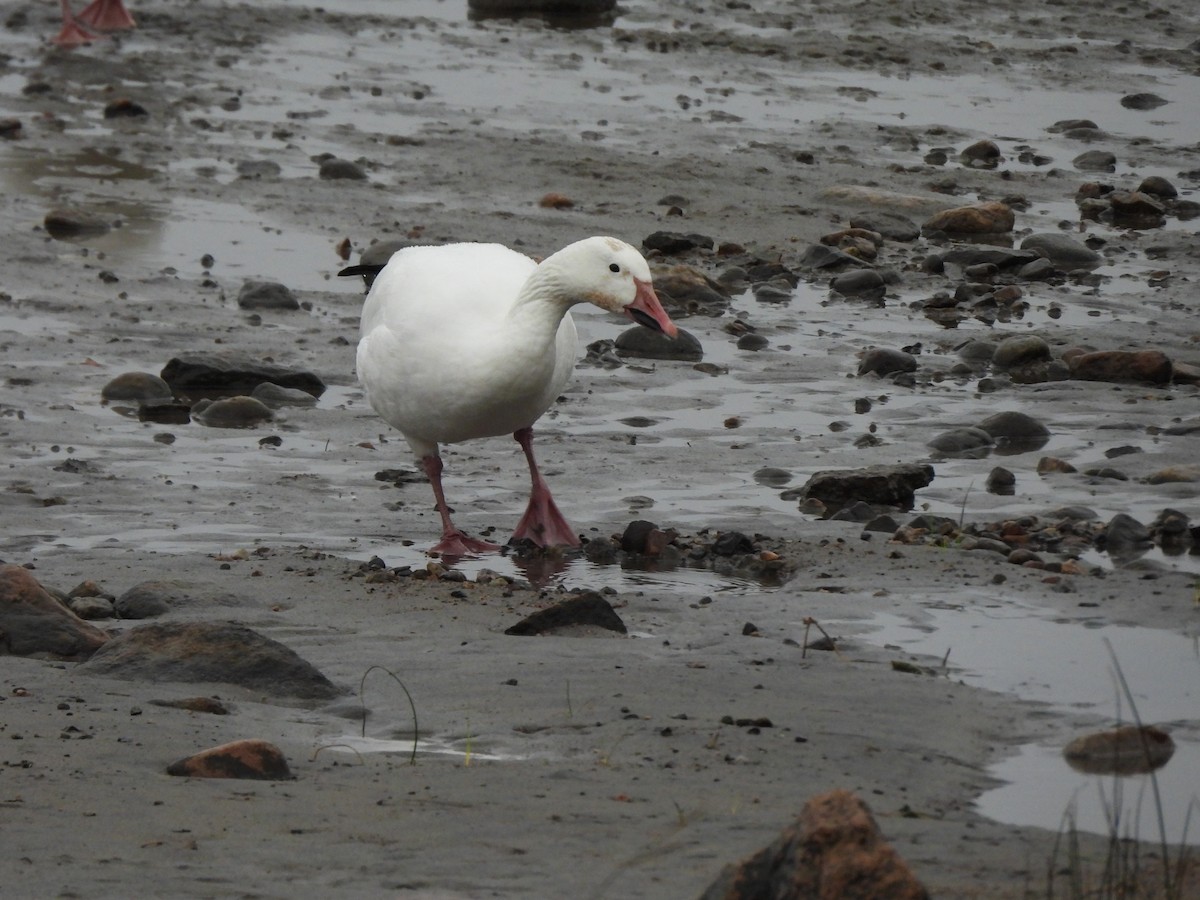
(339, 263, 387, 291)
(338, 264, 386, 279)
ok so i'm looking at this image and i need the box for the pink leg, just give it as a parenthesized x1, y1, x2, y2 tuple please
(53, 0, 104, 46)
(77, 0, 136, 30)
(511, 427, 581, 548)
(421, 454, 500, 557)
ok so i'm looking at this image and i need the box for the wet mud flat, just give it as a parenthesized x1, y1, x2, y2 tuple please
(2, 0, 1200, 897)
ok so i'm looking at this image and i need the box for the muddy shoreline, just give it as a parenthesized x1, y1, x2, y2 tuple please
(3, 1, 1200, 896)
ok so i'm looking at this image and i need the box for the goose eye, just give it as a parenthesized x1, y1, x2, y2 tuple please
(608, 263, 620, 273)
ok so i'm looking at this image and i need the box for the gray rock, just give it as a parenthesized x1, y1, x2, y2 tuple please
(1073, 150, 1117, 172)
(977, 411, 1051, 452)
(101, 372, 174, 403)
(237, 280, 299, 311)
(858, 347, 917, 377)
(642, 231, 714, 254)
(797, 464, 934, 511)
(992, 335, 1051, 369)
(68, 596, 116, 620)
(505, 591, 627, 636)
(114, 579, 247, 620)
(799, 244, 861, 269)
(736, 333, 770, 352)
(191, 396, 274, 428)
(942, 247, 1040, 270)
(986, 466, 1016, 495)
(43, 207, 111, 240)
(80, 621, 343, 700)
(1103, 513, 1152, 560)
(614, 325, 703, 361)
(928, 427, 994, 456)
(161, 352, 326, 398)
(236, 159, 282, 179)
(848, 211, 920, 242)
(1021, 233, 1102, 269)
(318, 157, 367, 180)
(251, 382, 320, 409)
(1120, 92, 1167, 110)
(830, 269, 887, 297)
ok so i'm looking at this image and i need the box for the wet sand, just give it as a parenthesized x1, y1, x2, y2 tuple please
(2, 1, 1199, 896)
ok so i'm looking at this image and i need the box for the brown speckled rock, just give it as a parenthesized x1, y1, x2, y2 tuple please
(167, 739, 292, 780)
(700, 789, 929, 900)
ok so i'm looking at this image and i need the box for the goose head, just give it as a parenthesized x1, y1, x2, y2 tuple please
(546, 237, 678, 338)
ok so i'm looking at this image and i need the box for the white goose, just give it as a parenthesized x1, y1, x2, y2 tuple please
(350, 236, 677, 556)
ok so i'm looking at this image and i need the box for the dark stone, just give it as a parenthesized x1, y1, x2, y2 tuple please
(250, 382, 320, 409)
(928, 427, 994, 456)
(1064, 725, 1175, 776)
(960, 139, 1001, 168)
(1107, 191, 1166, 229)
(101, 372, 174, 403)
(736, 333, 769, 352)
(711, 532, 755, 556)
(797, 464, 934, 511)
(1103, 513, 1152, 560)
(829, 501, 877, 523)
(863, 514, 899, 533)
(1017, 257, 1058, 280)
(1073, 150, 1117, 172)
(642, 231, 714, 255)
(977, 411, 1051, 451)
(798, 243, 861, 269)
(114, 580, 247, 620)
(1021, 233, 1102, 269)
(469, 0, 617, 22)
(986, 466, 1016, 495)
(43, 207, 111, 240)
(1120, 92, 1167, 110)
(847, 211, 920, 242)
(1049, 118, 1099, 133)
(191, 396, 274, 428)
(103, 98, 148, 118)
(619, 520, 658, 553)
(138, 400, 192, 425)
(161, 352, 326, 398)
(236, 159, 282, 179)
(699, 789, 929, 900)
(942, 247, 1039, 270)
(857, 348, 917, 377)
(1137, 176, 1177, 200)
(504, 591, 627, 636)
(830, 269, 886, 298)
(80, 621, 343, 700)
(318, 157, 367, 180)
(752, 467, 791, 487)
(237, 280, 299, 311)
(0, 565, 110, 660)
(992, 335, 1051, 369)
(615, 325, 703, 361)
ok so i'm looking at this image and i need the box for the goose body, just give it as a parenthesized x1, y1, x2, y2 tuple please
(354, 236, 676, 555)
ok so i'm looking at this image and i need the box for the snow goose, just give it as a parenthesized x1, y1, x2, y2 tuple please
(349, 236, 677, 556)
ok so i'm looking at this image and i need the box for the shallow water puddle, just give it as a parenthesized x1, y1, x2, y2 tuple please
(322, 733, 555, 764)
(862, 601, 1200, 843)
